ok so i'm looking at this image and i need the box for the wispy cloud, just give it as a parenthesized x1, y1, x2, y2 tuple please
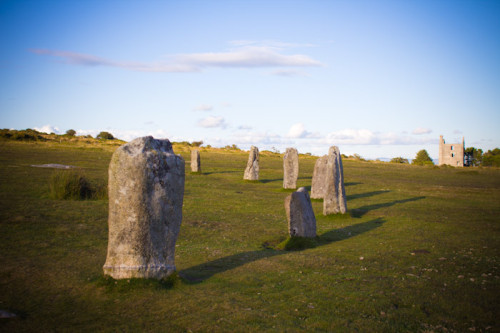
(30, 45, 323, 73)
(228, 40, 317, 49)
(192, 104, 213, 112)
(322, 129, 436, 145)
(197, 116, 228, 129)
(412, 127, 432, 135)
(271, 69, 308, 77)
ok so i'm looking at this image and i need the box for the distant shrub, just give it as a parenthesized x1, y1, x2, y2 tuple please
(224, 144, 240, 151)
(0, 128, 44, 141)
(49, 170, 107, 200)
(412, 149, 434, 166)
(350, 154, 366, 161)
(66, 129, 76, 136)
(96, 131, 114, 140)
(191, 141, 203, 147)
(390, 157, 409, 164)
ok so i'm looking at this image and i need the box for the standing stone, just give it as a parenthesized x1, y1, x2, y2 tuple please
(243, 146, 259, 180)
(285, 187, 316, 238)
(323, 146, 347, 215)
(103, 136, 185, 279)
(310, 155, 328, 199)
(283, 147, 299, 189)
(191, 149, 201, 173)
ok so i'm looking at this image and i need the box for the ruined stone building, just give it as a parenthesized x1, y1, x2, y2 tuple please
(438, 135, 464, 167)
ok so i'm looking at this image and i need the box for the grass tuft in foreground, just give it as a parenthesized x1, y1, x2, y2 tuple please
(276, 236, 318, 251)
(49, 169, 107, 200)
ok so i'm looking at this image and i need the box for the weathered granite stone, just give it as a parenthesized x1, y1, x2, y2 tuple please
(103, 136, 185, 279)
(323, 146, 347, 215)
(283, 147, 299, 189)
(285, 187, 316, 238)
(191, 150, 201, 173)
(243, 146, 259, 180)
(310, 155, 328, 199)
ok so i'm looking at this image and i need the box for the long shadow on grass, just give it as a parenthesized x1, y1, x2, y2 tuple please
(346, 190, 390, 201)
(349, 196, 426, 218)
(203, 170, 240, 175)
(179, 218, 385, 284)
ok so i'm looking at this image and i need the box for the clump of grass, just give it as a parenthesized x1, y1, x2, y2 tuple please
(276, 236, 318, 251)
(49, 170, 106, 200)
(95, 273, 180, 292)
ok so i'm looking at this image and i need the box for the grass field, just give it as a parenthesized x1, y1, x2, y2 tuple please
(0, 140, 499, 332)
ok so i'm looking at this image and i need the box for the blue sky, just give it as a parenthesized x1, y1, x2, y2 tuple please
(1, 0, 499, 159)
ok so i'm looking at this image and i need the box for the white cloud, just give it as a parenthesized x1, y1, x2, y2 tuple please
(412, 127, 432, 135)
(193, 104, 213, 112)
(34, 124, 62, 134)
(288, 123, 308, 138)
(30, 45, 323, 73)
(75, 128, 176, 142)
(237, 125, 252, 130)
(197, 116, 227, 129)
(287, 123, 320, 139)
(228, 40, 317, 49)
(271, 69, 308, 77)
(323, 129, 375, 145)
(231, 130, 291, 146)
(174, 46, 322, 69)
(322, 129, 436, 145)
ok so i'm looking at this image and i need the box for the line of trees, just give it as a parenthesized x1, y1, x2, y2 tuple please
(389, 147, 500, 167)
(468, 147, 500, 167)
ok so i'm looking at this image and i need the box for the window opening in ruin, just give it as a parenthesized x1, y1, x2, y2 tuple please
(451, 146, 454, 150)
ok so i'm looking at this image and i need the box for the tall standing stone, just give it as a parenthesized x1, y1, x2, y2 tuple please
(323, 146, 347, 215)
(285, 187, 316, 238)
(283, 147, 299, 189)
(244, 146, 259, 180)
(191, 149, 201, 173)
(103, 136, 185, 279)
(310, 155, 328, 199)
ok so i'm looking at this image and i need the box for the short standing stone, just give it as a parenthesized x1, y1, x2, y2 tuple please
(103, 136, 185, 279)
(310, 155, 328, 199)
(244, 146, 259, 180)
(323, 146, 347, 215)
(283, 147, 299, 189)
(191, 149, 201, 173)
(285, 187, 316, 238)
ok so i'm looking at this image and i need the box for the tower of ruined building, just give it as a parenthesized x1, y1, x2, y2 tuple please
(438, 135, 464, 167)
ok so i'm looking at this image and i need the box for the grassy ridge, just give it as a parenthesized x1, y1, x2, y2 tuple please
(0, 141, 499, 332)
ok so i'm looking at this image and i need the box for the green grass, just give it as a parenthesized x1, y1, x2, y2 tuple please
(0, 141, 499, 332)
